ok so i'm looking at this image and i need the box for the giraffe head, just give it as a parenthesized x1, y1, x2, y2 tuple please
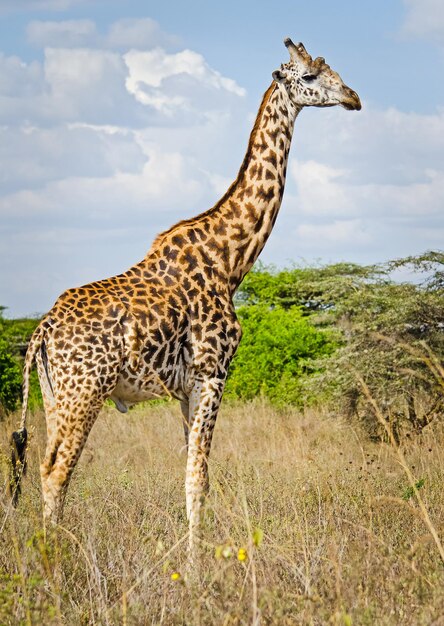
(272, 37, 361, 111)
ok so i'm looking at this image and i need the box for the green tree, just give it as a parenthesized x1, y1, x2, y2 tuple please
(235, 261, 382, 312)
(235, 252, 444, 439)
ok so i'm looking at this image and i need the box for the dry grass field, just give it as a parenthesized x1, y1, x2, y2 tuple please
(1, 400, 444, 625)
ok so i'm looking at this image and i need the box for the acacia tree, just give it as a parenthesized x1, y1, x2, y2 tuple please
(235, 252, 444, 438)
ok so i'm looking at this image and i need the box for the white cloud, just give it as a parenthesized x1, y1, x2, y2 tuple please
(124, 47, 245, 95)
(0, 21, 249, 315)
(0, 147, 208, 222)
(290, 160, 355, 216)
(0, 124, 146, 193)
(289, 159, 444, 222)
(0, 53, 43, 98)
(27, 19, 97, 48)
(124, 48, 246, 116)
(26, 17, 179, 51)
(401, 0, 444, 44)
(0, 48, 136, 126)
(0, 41, 247, 128)
(107, 18, 180, 50)
(259, 102, 444, 265)
(0, 145, 218, 314)
(296, 220, 370, 245)
(294, 104, 444, 186)
(43, 47, 134, 124)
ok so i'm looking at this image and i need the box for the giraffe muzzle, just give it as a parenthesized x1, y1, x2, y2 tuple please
(341, 87, 361, 111)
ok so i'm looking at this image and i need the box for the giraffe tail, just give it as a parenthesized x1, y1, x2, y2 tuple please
(10, 323, 44, 507)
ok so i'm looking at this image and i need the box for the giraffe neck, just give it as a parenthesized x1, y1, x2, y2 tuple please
(147, 82, 300, 296)
(212, 82, 300, 293)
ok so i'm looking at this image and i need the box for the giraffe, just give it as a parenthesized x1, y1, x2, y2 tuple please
(10, 38, 361, 554)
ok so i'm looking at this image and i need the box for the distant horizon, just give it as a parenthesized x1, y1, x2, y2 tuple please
(1, 0, 444, 317)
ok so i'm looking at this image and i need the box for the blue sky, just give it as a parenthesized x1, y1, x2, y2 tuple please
(1, 0, 444, 316)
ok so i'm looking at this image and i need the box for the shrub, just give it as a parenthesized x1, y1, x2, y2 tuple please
(0, 307, 42, 415)
(225, 305, 335, 405)
(0, 338, 22, 416)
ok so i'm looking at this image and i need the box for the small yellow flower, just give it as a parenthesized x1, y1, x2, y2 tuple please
(237, 548, 247, 562)
(171, 572, 181, 581)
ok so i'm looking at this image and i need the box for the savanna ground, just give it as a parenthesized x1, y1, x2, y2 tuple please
(1, 400, 444, 625)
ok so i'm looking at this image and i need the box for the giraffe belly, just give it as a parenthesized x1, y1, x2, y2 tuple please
(109, 367, 187, 412)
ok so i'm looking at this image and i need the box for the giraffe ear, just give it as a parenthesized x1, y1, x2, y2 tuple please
(272, 69, 287, 83)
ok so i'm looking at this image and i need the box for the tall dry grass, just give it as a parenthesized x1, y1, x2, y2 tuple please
(1, 400, 444, 625)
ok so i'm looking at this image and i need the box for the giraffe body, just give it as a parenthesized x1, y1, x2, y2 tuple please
(11, 38, 361, 554)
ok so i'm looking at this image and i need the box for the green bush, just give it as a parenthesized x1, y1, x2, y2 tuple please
(0, 338, 22, 416)
(225, 305, 335, 405)
(0, 307, 42, 416)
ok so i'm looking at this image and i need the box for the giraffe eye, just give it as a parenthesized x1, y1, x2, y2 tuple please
(302, 74, 317, 83)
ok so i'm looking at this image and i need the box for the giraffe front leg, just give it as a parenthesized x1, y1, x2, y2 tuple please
(185, 377, 224, 559)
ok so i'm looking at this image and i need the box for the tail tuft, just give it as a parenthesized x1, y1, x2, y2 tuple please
(10, 427, 28, 507)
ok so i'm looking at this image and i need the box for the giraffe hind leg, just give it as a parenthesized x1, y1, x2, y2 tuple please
(37, 325, 122, 522)
(40, 398, 103, 523)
